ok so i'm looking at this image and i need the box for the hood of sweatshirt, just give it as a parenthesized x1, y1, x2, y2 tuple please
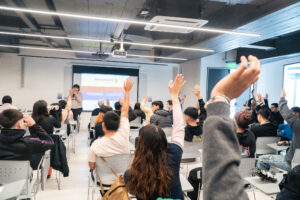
(154, 109, 170, 117)
(0, 128, 26, 143)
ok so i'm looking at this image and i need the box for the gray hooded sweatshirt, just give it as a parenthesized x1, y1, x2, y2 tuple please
(279, 98, 300, 164)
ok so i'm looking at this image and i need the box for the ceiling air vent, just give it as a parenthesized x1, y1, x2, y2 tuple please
(144, 16, 208, 34)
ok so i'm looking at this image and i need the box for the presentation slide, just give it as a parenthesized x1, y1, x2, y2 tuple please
(73, 73, 138, 111)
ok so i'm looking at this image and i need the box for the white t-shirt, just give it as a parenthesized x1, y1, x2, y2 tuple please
(88, 117, 130, 162)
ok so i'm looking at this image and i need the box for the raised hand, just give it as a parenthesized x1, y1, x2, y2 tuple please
(281, 89, 286, 98)
(169, 74, 186, 98)
(211, 55, 261, 101)
(23, 115, 35, 127)
(193, 85, 202, 99)
(265, 93, 268, 100)
(257, 93, 263, 104)
(144, 96, 149, 102)
(124, 78, 134, 92)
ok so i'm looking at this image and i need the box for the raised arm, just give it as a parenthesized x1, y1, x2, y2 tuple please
(279, 89, 300, 131)
(203, 55, 260, 200)
(194, 85, 206, 121)
(140, 96, 151, 114)
(121, 78, 134, 119)
(169, 74, 186, 148)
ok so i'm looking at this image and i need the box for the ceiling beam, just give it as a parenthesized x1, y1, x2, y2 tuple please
(44, 0, 72, 48)
(5, 0, 55, 47)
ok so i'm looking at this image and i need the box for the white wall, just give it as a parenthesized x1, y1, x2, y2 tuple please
(257, 56, 300, 104)
(200, 52, 228, 100)
(181, 59, 201, 109)
(0, 52, 178, 130)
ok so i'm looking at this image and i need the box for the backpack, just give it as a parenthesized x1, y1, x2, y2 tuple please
(276, 165, 300, 200)
(98, 157, 130, 200)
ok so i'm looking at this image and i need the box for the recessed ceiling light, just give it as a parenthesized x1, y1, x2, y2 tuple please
(0, 31, 214, 52)
(0, 6, 261, 37)
(0, 44, 187, 61)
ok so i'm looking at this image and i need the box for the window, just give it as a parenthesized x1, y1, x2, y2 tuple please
(283, 63, 300, 107)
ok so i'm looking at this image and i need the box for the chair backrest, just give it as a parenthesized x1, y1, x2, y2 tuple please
(90, 116, 98, 128)
(239, 158, 256, 178)
(292, 148, 300, 168)
(162, 127, 172, 137)
(256, 137, 280, 156)
(0, 160, 31, 184)
(183, 141, 202, 154)
(96, 154, 132, 184)
(130, 116, 142, 128)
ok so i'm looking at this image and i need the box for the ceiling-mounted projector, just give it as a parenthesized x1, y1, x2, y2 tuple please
(112, 49, 127, 58)
(112, 36, 127, 58)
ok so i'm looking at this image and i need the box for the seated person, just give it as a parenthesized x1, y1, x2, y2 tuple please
(256, 89, 300, 172)
(235, 111, 256, 158)
(183, 85, 206, 142)
(88, 78, 133, 170)
(133, 103, 146, 123)
(270, 103, 284, 126)
(150, 101, 172, 128)
(124, 74, 186, 200)
(32, 100, 61, 135)
(249, 106, 277, 138)
(0, 109, 54, 161)
(91, 99, 105, 116)
(91, 106, 110, 145)
(0, 95, 18, 113)
(114, 99, 137, 122)
(140, 96, 153, 125)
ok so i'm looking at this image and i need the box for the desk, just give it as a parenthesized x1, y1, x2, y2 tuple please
(0, 179, 26, 200)
(267, 143, 289, 153)
(180, 174, 193, 192)
(244, 172, 284, 195)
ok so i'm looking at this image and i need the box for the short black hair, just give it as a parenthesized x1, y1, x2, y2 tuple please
(72, 84, 80, 90)
(0, 109, 23, 128)
(103, 111, 120, 131)
(152, 101, 163, 110)
(257, 106, 270, 120)
(167, 100, 172, 106)
(271, 103, 278, 108)
(114, 101, 122, 110)
(292, 107, 300, 114)
(2, 95, 12, 104)
(184, 107, 199, 120)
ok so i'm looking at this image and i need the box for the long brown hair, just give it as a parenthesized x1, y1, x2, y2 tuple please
(127, 125, 173, 199)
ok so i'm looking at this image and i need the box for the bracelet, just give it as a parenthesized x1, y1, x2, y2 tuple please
(209, 95, 231, 104)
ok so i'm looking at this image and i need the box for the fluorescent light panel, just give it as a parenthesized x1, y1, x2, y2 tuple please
(0, 31, 214, 52)
(0, 44, 187, 61)
(0, 6, 260, 37)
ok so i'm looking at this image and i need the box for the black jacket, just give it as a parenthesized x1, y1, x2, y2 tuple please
(236, 130, 256, 158)
(150, 109, 172, 128)
(114, 107, 137, 122)
(50, 135, 69, 177)
(184, 99, 207, 142)
(264, 99, 284, 126)
(0, 124, 54, 161)
(270, 111, 284, 127)
(249, 122, 278, 139)
(134, 109, 146, 123)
